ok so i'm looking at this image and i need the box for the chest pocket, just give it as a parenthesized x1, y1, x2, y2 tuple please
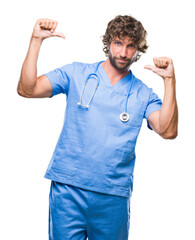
(106, 86, 146, 129)
(124, 96, 146, 128)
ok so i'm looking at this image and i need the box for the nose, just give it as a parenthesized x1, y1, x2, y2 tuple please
(120, 46, 127, 58)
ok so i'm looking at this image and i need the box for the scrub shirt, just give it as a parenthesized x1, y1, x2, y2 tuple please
(44, 61, 162, 198)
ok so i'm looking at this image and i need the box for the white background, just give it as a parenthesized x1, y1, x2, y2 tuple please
(0, 0, 194, 239)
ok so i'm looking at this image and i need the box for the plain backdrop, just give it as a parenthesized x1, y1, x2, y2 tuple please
(0, 0, 194, 239)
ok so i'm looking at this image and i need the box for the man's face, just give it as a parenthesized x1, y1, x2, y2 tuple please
(108, 36, 138, 71)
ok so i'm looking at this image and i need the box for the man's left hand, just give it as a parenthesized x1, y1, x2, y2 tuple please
(144, 57, 175, 80)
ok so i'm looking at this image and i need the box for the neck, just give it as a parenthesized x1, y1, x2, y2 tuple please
(101, 58, 130, 86)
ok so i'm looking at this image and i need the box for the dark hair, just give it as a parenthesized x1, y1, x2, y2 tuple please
(102, 15, 148, 61)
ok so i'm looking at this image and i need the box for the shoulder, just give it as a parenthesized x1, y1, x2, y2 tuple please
(60, 61, 103, 69)
(72, 61, 100, 71)
(56, 62, 95, 75)
(131, 73, 151, 97)
(63, 61, 101, 78)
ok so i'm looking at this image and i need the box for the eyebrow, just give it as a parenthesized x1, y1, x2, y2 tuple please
(113, 39, 135, 44)
(113, 39, 136, 45)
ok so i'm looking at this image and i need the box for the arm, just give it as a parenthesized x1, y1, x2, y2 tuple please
(17, 18, 65, 98)
(144, 57, 178, 139)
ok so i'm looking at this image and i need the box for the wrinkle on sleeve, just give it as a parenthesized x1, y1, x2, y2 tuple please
(44, 63, 74, 97)
(144, 88, 162, 130)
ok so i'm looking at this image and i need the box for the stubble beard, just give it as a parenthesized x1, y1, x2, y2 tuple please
(108, 49, 137, 72)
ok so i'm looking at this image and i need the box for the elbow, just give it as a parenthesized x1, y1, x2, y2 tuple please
(160, 129, 178, 140)
(17, 85, 24, 97)
(159, 121, 178, 140)
(17, 86, 26, 97)
(17, 82, 32, 98)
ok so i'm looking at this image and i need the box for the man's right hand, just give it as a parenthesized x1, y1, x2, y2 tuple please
(17, 18, 65, 98)
(32, 18, 65, 41)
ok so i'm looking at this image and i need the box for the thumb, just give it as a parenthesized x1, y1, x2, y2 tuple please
(144, 64, 158, 73)
(50, 31, 66, 39)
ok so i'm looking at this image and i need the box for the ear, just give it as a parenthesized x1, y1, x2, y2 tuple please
(108, 45, 112, 56)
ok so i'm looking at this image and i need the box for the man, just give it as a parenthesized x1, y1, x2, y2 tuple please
(17, 15, 178, 240)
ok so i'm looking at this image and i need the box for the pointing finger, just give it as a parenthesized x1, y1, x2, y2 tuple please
(51, 31, 66, 39)
(144, 64, 158, 73)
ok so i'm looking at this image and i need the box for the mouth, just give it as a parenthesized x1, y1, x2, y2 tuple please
(117, 59, 129, 63)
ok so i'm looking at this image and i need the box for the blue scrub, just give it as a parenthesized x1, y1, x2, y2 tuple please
(49, 181, 130, 240)
(44, 61, 162, 239)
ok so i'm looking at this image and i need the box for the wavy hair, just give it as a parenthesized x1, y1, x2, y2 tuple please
(102, 15, 148, 61)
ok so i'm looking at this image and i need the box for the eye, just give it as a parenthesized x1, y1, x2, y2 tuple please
(114, 41, 122, 46)
(128, 44, 136, 48)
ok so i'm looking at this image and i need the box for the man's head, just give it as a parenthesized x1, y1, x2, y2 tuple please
(102, 15, 148, 70)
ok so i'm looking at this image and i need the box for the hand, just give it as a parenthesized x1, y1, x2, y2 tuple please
(32, 18, 65, 41)
(144, 57, 175, 80)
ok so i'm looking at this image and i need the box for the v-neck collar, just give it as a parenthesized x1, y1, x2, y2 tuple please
(98, 62, 132, 90)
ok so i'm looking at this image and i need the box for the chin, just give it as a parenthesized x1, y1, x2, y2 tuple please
(116, 62, 131, 71)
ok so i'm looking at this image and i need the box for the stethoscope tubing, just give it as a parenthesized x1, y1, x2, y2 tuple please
(77, 61, 104, 108)
(77, 61, 134, 122)
(125, 72, 134, 113)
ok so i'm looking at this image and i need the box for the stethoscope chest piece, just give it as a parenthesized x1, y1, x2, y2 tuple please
(120, 112, 129, 122)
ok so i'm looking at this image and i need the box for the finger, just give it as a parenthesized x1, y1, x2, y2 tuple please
(162, 60, 169, 68)
(36, 19, 41, 26)
(153, 57, 165, 68)
(153, 57, 158, 66)
(51, 31, 66, 39)
(39, 20, 44, 27)
(144, 64, 158, 73)
(51, 21, 58, 33)
(41, 19, 51, 29)
(161, 57, 170, 67)
(46, 20, 51, 29)
(154, 57, 173, 68)
(157, 59, 166, 68)
(39, 20, 47, 29)
(48, 20, 54, 30)
(165, 58, 173, 65)
(153, 57, 162, 68)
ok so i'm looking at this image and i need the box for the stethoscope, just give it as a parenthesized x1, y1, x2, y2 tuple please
(77, 61, 134, 123)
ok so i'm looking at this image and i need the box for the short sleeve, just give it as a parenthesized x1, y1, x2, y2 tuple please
(144, 89, 162, 130)
(44, 63, 74, 97)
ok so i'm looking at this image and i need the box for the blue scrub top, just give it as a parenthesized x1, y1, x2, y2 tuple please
(44, 61, 162, 198)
